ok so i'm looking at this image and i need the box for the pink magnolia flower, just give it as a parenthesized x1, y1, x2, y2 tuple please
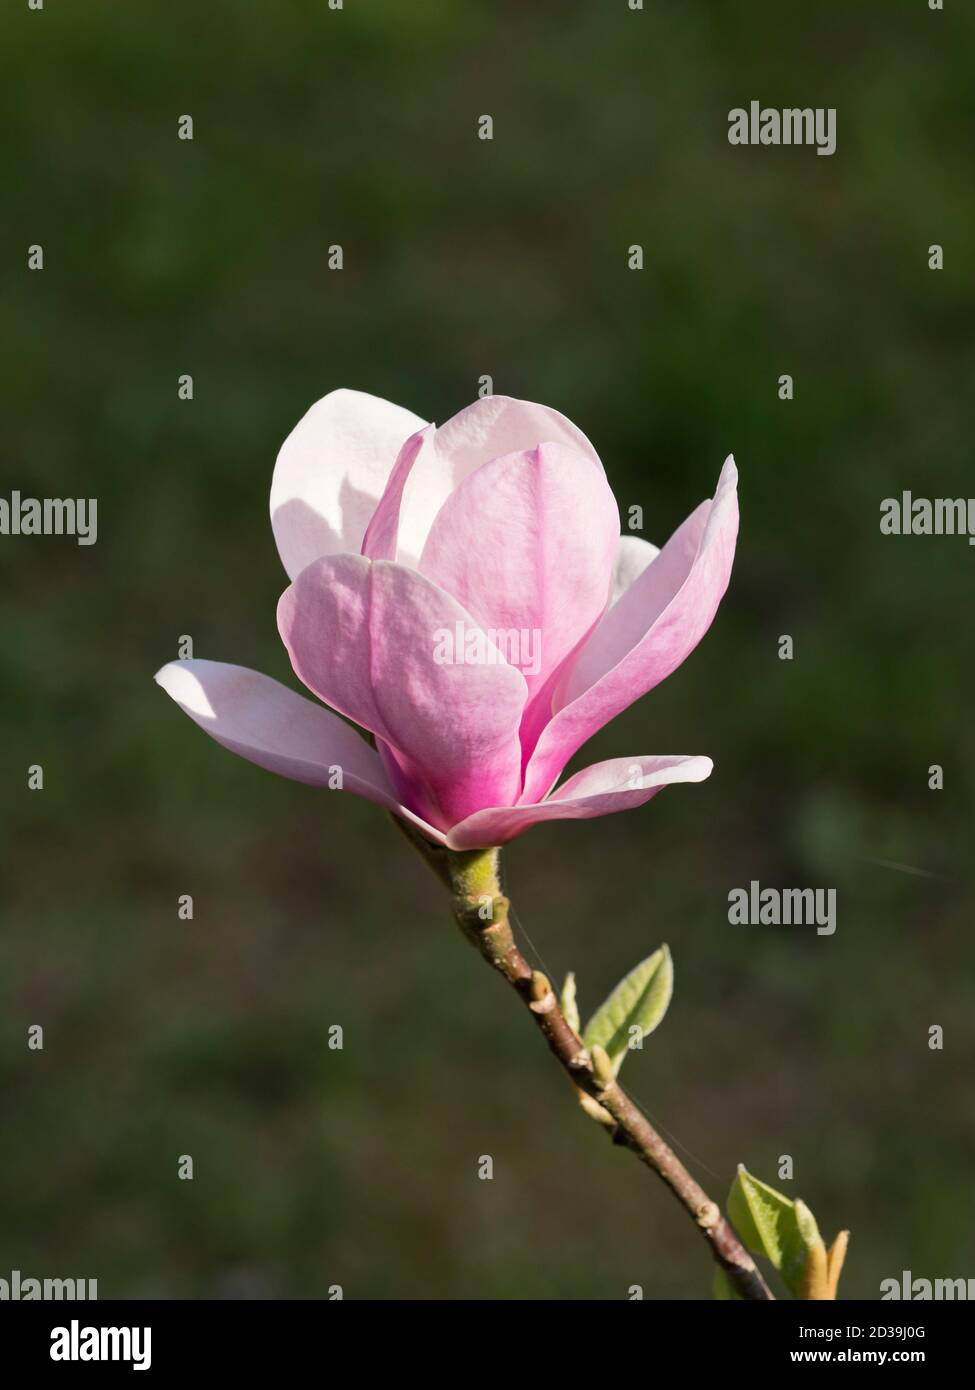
(156, 392, 738, 849)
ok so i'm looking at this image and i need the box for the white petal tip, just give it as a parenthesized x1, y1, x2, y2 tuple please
(650, 754, 713, 786)
(153, 661, 215, 718)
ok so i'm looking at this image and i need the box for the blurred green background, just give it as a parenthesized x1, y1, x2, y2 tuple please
(2, 0, 973, 1300)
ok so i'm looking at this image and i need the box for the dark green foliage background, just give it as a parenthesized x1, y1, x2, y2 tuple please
(1, 1, 972, 1299)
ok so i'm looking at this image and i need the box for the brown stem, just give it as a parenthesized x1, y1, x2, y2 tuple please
(397, 823, 774, 1302)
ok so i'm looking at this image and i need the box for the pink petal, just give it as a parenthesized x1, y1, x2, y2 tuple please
(277, 554, 528, 829)
(360, 424, 434, 561)
(445, 754, 713, 849)
(363, 394, 604, 567)
(154, 658, 446, 843)
(270, 389, 426, 580)
(417, 443, 619, 706)
(522, 457, 739, 802)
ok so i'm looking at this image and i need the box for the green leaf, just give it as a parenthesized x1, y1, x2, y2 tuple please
(727, 1165, 796, 1271)
(727, 1166, 829, 1299)
(560, 971, 580, 1034)
(581, 945, 673, 1074)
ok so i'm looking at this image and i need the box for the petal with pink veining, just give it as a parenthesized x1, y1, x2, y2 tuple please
(445, 754, 713, 849)
(154, 658, 446, 843)
(417, 442, 619, 705)
(364, 395, 604, 567)
(522, 457, 739, 802)
(277, 554, 528, 829)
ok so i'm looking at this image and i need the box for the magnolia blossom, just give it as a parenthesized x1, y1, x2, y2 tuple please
(156, 392, 738, 849)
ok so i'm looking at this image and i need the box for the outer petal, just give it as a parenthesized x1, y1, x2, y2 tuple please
(523, 457, 739, 802)
(154, 658, 446, 843)
(270, 388, 426, 580)
(417, 443, 619, 702)
(363, 394, 604, 567)
(277, 554, 528, 829)
(445, 754, 713, 849)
